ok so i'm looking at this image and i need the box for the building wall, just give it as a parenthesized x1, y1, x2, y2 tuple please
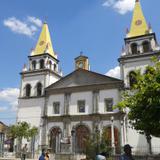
(17, 98, 45, 127)
(122, 57, 154, 87)
(47, 89, 120, 116)
(99, 89, 120, 113)
(20, 74, 45, 97)
(70, 92, 92, 115)
(47, 94, 64, 116)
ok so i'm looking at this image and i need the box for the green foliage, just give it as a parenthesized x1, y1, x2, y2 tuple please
(8, 122, 38, 150)
(85, 129, 112, 160)
(28, 127, 38, 139)
(116, 57, 160, 138)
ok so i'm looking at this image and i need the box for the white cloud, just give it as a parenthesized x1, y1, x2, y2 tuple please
(27, 16, 43, 27)
(0, 88, 19, 112)
(103, 0, 135, 15)
(3, 16, 42, 37)
(106, 66, 120, 79)
(0, 106, 7, 112)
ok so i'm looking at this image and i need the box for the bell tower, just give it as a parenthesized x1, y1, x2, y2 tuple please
(118, 0, 160, 88)
(75, 53, 90, 70)
(19, 22, 62, 98)
(17, 22, 62, 132)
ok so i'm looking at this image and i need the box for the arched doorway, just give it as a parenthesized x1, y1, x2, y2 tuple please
(49, 127, 61, 153)
(75, 125, 90, 153)
(103, 126, 120, 154)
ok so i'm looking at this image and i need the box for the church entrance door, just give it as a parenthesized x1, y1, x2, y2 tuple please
(103, 126, 120, 154)
(75, 125, 90, 153)
(49, 127, 61, 153)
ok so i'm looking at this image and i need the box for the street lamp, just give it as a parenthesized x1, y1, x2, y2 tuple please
(120, 120, 124, 152)
(110, 116, 115, 155)
(95, 127, 100, 155)
(71, 129, 75, 154)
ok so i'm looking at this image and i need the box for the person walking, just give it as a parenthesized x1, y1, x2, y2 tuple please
(21, 144, 28, 160)
(119, 144, 134, 160)
(45, 149, 50, 160)
(39, 149, 46, 160)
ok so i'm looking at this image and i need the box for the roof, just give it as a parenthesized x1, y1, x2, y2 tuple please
(0, 121, 6, 133)
(128, 0, 149, 38)
(32, 23, 56, 58)
(46, 69, 122, 92)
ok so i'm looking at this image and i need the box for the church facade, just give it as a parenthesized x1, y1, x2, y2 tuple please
(17, 0, 160, 155)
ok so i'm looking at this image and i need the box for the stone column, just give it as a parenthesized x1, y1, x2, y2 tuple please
(92, 91, 99, 113)
(64, 93, 71, 115)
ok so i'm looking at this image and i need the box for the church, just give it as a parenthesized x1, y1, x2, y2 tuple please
(17, 0, 160, 156)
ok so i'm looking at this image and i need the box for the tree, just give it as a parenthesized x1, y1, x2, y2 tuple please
(8, 122, 38, 155)
(116, 57, 160, 154)
(28, 127, 38, 158)
(85, 129, 112, 159)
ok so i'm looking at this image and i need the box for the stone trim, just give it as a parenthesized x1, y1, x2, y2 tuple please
(46, 82, 124, 95)
(18, 95, 45, 99)
(124, 33, 156, 42)
(28, 53, 59, 62)
(118, 51, 160, 62)
(20, 68, 62, 78)
(45, 112, 125, 122)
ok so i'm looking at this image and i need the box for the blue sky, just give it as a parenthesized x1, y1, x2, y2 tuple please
(0, 0, 160, 125)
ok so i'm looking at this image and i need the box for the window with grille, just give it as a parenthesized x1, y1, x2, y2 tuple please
(77, 100, 85, 113)
(105, 98, 113, 112)
(53, 102, 60, 114)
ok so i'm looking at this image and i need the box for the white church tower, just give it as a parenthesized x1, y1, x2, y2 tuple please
(17, 22, 62, 145)
(118, 0, 160, 152)
(119, 0, 160, 88)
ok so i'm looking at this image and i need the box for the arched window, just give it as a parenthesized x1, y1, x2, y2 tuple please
(131, 43, 138, 54)
(32, 61, 36, 70)
(129, 71, 137, 88)
(26, 84, 31, 97)
(142, 41, 150, 53)
(37, 82, 42, 96)
(54, 64, 57, 71)
(49, 61, 52, 70)
(40, 59, 44, 69)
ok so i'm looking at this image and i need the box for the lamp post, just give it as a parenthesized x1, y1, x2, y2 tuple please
(95, 127, 100, 155)
(111, 116, 115, 155)
(71, 129, 75, 154)
(120, 120, 124, 153)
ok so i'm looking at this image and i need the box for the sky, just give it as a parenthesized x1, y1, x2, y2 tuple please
(0, 0, 160, 125)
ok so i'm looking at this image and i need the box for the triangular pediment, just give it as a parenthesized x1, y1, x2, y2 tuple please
(46, 69, 122, 90)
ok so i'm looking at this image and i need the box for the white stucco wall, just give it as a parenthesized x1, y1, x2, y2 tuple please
(127, 127, 160, 154)
(99, 89, 120, 113)
(17, 97, 45, 127)
(47, 94, 64, 116)
(70, 92, 92, 115)
(21, 74, 45, 97)
(47, 88, 120, 116)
